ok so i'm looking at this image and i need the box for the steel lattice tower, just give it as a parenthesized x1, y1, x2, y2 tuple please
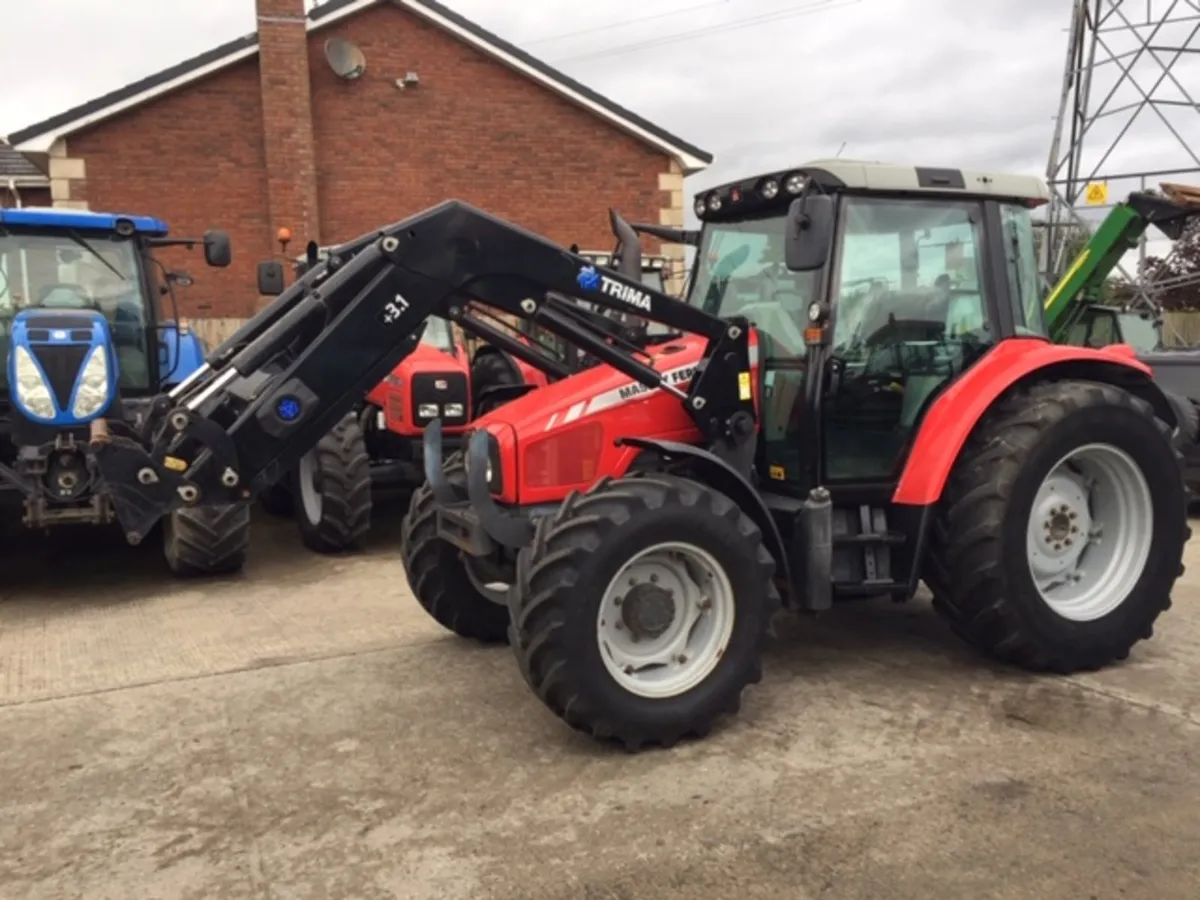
(1042, 0, 1200, 303)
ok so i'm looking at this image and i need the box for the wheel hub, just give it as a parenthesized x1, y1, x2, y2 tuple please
(621, 582, 676, 640)
(1030, 473, 1091, 575)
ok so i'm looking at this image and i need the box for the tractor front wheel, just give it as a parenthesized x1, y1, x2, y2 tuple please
(926, 379, 1189, 673)
(293, 413, 372, 553)
(400, 452, 512, 643)
(163, 502, 251, 577)
(509, 474, 778, 750)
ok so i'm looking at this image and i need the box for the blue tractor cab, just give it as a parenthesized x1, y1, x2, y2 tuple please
(0, 207, 250, 575)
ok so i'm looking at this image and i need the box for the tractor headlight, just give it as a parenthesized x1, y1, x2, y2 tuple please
(13, 346, 56, 420)
(444, 402, 464, 418)
(418, 403, 439, 418)
(71, 346, 111, 419)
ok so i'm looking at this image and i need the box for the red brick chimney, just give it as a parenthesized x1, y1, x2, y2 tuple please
(256, 0, 321, 251)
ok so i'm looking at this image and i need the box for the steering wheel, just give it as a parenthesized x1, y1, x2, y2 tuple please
(37, 283, 93, 308)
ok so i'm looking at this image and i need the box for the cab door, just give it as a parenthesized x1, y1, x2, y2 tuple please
(819, 195, 997, 483)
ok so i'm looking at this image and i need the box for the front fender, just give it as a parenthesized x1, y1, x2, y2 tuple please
(893, 339, 1166, 507)
(616, 436, 793, 598)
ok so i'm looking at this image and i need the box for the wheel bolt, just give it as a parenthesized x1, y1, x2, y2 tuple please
(650, 574, 659, 584)
(1064, 538, 1072, 547)
(1045, 536, 1053, 544)
(1068, 511, 1077, 520)
(624, 665, 635, 674)
(614, 596, 622, 606)
(614, 622, 623, 630)
(676, 654, 688, 664)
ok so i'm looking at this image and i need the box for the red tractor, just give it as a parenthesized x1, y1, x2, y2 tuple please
(410, 160, 1191, 750)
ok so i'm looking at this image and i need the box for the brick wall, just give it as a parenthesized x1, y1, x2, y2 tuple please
(54, 0, 684, 328)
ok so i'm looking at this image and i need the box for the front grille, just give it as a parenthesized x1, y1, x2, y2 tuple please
(411, 371, 469, 426)
(31, 345, 89, 410)
(26, 328, 93, 342)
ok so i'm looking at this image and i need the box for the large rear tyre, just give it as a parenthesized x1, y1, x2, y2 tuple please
(163, 502, 251, 577)
(509, 474, 778, 750)
(926, 379, 1189, 673)
(400, 452, 512, 643)
(293, 413, 372, 554)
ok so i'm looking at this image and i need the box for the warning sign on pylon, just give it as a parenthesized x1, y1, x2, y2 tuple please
(1084, 182, 1108, 205)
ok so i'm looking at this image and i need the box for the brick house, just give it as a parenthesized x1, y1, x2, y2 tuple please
(0, 143, 49, 208)
(6, 0, 711, 339)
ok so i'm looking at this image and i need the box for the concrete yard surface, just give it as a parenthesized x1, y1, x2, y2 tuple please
(2, 507, 1200, 900)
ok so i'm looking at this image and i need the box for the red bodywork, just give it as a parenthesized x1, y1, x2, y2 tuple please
(471, 333, 1159, 511)
(472, 333, 764, 507)
(366, 337, 551, 438)
(891, 339, 1154, 506)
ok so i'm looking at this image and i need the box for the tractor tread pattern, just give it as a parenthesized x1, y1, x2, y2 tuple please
(925, 379, 1190, 673)
(298, 413, 372, 554)
(509, 474, 778, 751)
(400, 452, 510, 643)
(163, 502, 251, 577)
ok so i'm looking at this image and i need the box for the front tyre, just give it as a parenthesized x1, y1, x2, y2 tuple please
(163, 502, 251, 576)
(926, 379, 1189, 673)
(293, 413, 372, 554)
(510, 474, 778, 750)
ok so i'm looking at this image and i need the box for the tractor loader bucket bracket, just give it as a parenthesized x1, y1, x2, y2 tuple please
(465, 430, 534, 548)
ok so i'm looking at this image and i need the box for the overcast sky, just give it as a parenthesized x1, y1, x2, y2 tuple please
(2, 0, 1198, 259)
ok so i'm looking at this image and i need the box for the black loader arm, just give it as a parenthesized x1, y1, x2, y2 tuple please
(92, 200, 754, 541)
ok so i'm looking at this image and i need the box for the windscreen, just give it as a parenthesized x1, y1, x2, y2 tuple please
(420, 316, 457, 352)
(0, 232, 151, 390)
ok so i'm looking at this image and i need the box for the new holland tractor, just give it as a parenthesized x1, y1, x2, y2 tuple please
(64, 160, 1189, 751)
(0, 206, 249, 574)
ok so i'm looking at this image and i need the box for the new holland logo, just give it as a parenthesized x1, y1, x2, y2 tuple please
(599, 275, 652, 311)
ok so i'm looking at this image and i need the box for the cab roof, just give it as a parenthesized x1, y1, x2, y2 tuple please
(695, 159, 1050, 221)
(0, 206, 169, 236)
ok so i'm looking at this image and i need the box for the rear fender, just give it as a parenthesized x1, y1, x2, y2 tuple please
(616, 437, 793, 597)
(893, 339, 1170, 507)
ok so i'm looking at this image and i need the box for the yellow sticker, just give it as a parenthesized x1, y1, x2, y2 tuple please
(738, 371, 752, 401)
(1084, 181, 1108, 205)
(769, 464, 786, 481)
(163, 456, 188, 472)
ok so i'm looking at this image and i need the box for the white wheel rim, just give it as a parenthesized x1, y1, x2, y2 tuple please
(462, 554, 510, 606)
(297, 453, 322, 525)
(596, 541, 736, 699)
(1025, 442, 1154, 622)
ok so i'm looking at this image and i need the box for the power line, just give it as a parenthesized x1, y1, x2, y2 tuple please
(550, 0, 860, 65)
(521, 0, 733, 47)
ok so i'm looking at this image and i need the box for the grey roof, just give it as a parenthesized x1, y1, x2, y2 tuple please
(0, 144, 45, 180)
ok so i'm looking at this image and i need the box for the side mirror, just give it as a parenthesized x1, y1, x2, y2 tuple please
(785, 195, 834, 272)
(608, 208, 643, 281)
(203, 229, 232, 268)
(257, 260, 285, 296)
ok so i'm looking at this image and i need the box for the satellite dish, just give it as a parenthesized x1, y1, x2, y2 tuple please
(324, 38, 366, 80)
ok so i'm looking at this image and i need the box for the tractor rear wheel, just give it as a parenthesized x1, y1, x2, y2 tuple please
(163, 502, 251, 576)
(509, 474, 778, 750)
(926, 379, 1189, 673)
(293, 413, 372, 554)
(400, 452, 512, 643)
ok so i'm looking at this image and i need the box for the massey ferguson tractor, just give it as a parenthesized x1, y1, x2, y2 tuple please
(0, 206, 249, 575)
(71, 160, 1189, 752)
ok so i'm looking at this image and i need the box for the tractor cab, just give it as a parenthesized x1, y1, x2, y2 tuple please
(686, 163, 1049, 493)
(1063, 302, 1161, 354)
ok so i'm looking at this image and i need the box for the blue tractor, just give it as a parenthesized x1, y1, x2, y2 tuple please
(0, 207, 250, 575)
